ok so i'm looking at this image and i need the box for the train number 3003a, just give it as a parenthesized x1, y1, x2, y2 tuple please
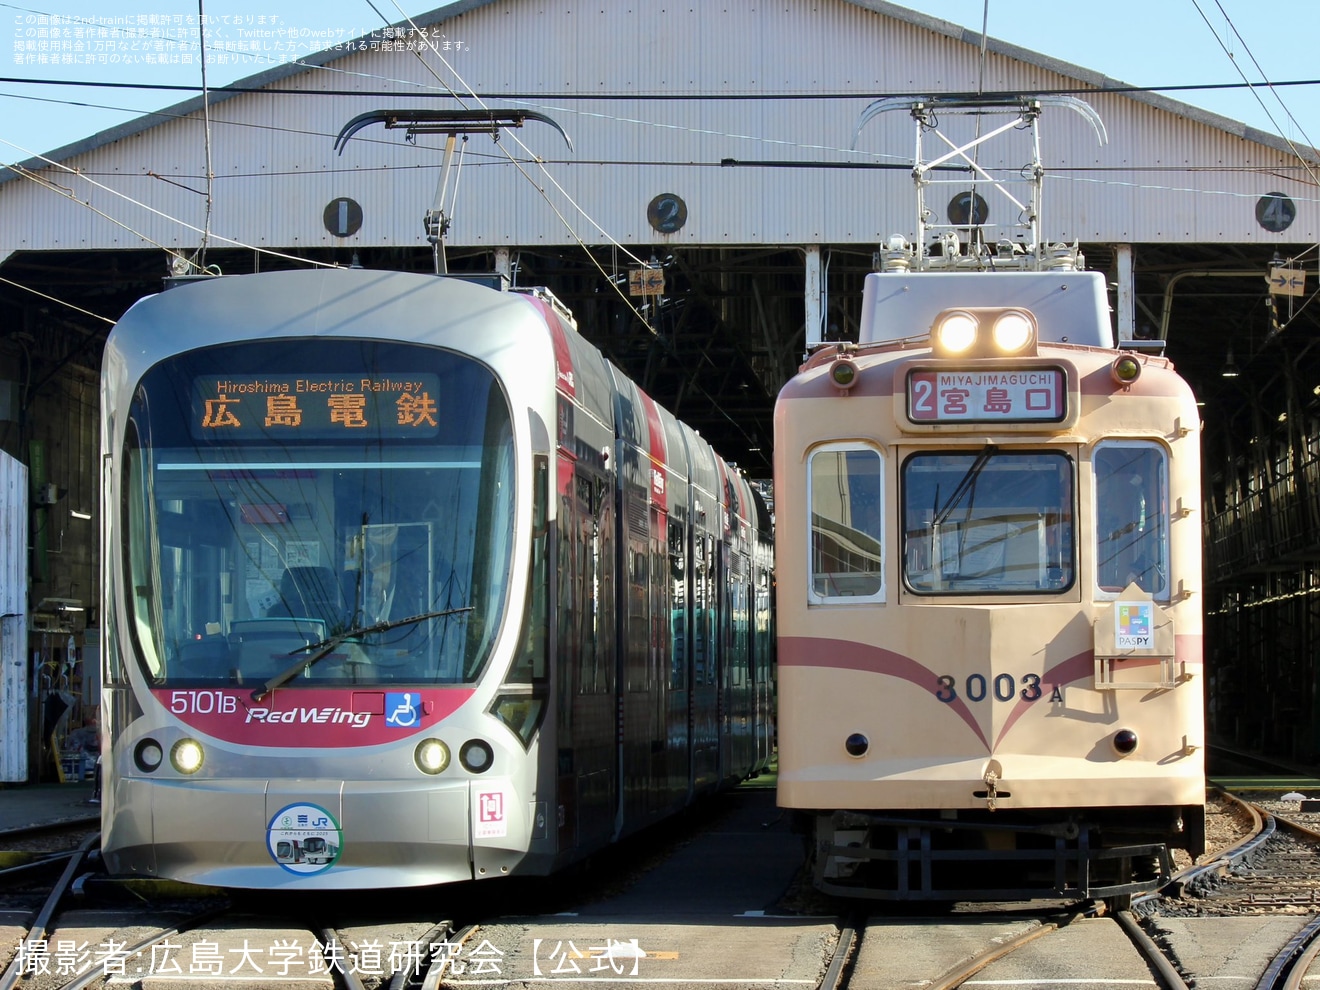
(935, 673, 1043, 704)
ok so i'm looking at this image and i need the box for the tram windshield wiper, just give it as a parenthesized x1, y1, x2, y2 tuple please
(249, 606, 473, 702)
(933, 444, 998, 527)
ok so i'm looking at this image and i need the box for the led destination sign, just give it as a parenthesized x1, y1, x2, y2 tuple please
(908, 367, 1066, 424)
(192, 374, 442, 439)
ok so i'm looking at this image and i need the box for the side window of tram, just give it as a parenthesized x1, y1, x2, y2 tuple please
(1094, 442, 1169, 597)
(808, 446, 884, 600)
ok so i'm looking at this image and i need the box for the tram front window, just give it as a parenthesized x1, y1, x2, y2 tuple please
(1094, 441, 1169, 597)
(121, 340, 516, 687)
(902, 450, 1075, 594)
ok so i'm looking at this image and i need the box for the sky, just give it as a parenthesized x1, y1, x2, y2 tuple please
(1, 0, 1318, 165)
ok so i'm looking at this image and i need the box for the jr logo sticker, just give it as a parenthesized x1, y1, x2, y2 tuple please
(267, 802, 342, 875)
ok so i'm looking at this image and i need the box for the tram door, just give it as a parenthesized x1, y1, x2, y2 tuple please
(559, 464, 615, 852)
(690, 524, 720, 795)
(666, 515, 691, 807)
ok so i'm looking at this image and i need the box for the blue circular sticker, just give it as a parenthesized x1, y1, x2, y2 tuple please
(267, 802, 343, 875)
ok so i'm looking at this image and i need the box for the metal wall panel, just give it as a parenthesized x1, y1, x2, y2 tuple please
(1, 450, 29, 782)
(0, 0, 1314, 255)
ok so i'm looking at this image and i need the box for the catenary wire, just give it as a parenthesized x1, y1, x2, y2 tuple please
(0, 274, 117, 325)
(0, 136, 342, 270)
(1191, 0, 1320, 188)
(363, 0, 663, 337)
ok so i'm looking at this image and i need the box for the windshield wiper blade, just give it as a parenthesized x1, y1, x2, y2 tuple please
(933, 444, 997, 528)
(249, 605, 473, 702)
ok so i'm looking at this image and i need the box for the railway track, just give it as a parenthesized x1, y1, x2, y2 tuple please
(1142, 783, 1320, 990)
(793, 777, 1320, 990)
(3, 861, 459, 990)
(0, 821, 471, 990)
(805, 905, 1188, 990)
(5, 780, 1320, 990)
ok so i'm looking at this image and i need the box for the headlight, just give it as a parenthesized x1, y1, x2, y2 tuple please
(414, 738, 451, 775)
(992, 311, 1034, 352)
(932, 307, 1039, 357)
(134, 738, 164, 773)
(460, 739, 495, 774)
(170, 738, 204, 774)
(1113, 729, 1139, 756)
(935, 311, 978, 353)
(830, 358, 858, 389)
(1112, 354, 1142, 385)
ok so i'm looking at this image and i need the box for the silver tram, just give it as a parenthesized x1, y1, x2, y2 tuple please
(99, 268, 773, 889)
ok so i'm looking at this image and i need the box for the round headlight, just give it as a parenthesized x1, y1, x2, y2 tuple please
(992, 311, 1034, 352)
(134, 738, 164, 773)
(170, 738, 205, 775)
(830, 359, 858, 389)
(1112, 355, 1142, 385)
(459, 739, 495, 774)
(1113, 729, 1139, 756)
(936, 312, 978, 353)
(414, 738, 451, 775)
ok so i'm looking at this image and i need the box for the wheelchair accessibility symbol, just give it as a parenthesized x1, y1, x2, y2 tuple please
(385, 692, 420, 728)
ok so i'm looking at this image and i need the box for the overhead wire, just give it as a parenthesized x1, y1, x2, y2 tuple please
(0, 6, 1315, 285)
(363, 0, 664, 335)
(5, 0, 1319, 176)
(0, 136, 341, 270)
(6, 72, 1320, 100)
(196, 0, 216, 268)
(365, 7, 766, 449)
(1190, 0, 1320, 188)
(0, 274, 116, 325)
(0, 3, 763, 444)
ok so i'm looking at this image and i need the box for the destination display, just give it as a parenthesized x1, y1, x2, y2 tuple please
(907, 367, 1066, 424)
(191, 374, 442, 439)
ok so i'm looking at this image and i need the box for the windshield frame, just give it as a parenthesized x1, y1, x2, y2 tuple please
(901, 448, 1077, 596)
(118, 339, 519, 689)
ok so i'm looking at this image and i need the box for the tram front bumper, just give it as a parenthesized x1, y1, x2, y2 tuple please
(102, 777, 482, 889)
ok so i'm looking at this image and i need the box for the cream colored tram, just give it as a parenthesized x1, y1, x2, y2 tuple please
(774, 268, 1204, 903)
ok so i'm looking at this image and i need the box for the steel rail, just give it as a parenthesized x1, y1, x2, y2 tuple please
(1257, 914, 1320, 990)
(386, 920, 453, 990)
(1144, 789, 1270, 905)
(421, 924, 477, 990)
(925, 909, 1083, 990)
(818, 914, 862, 990)
(55, 903, 231, 990)
(0, 831, 97, 990)
(321, 928, 369, 990)
(1115, 910, 1190, 990)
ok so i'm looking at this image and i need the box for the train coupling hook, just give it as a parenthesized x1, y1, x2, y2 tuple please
(983, 768, 999, 812)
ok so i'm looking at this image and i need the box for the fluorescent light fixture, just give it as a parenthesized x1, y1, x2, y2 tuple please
(70, 509, 92, 519)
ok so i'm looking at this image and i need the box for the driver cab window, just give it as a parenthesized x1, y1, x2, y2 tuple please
(1094, 441, 1169, 598)
(808, 445, 884, 602)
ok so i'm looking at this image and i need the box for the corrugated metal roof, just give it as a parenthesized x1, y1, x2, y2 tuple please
(0, 0, 1315, 250)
